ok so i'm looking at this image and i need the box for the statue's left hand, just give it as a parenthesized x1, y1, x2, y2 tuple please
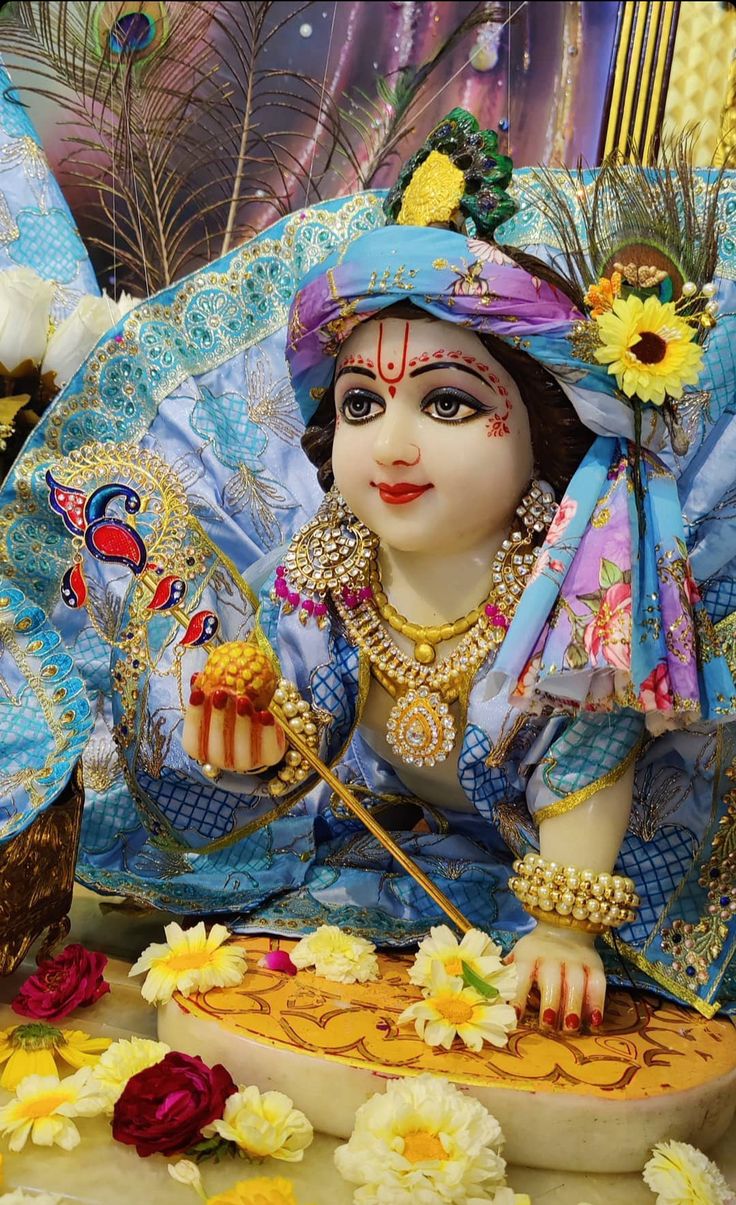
(507, 921, 606, 1033)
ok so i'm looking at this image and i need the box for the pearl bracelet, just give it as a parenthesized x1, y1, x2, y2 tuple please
(509, 852, 639, 934)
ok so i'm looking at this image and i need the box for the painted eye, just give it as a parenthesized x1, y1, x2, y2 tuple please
(421, 388, 484, 422)
(340, 390, 385, 423)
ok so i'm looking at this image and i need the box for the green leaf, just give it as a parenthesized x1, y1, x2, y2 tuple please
(185, 1135, 235, 1164)
(599, 558, 623, 589)
(461, 961, 499, 1000)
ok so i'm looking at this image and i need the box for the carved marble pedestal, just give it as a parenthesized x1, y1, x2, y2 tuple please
(160, 935, 736, 1174)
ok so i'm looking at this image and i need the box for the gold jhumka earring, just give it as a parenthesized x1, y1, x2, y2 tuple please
(276, 481, 556, 768)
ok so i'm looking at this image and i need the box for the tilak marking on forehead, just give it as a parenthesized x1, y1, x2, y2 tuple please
(377, 321, 410, 397)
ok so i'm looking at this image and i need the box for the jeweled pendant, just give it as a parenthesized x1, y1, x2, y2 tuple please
(385, 686, 455, 767)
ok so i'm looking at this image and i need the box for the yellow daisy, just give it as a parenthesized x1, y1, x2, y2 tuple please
(594, 293, 704, 404)
(128, 921, 247, 1005)
(91, 1036, 170, 1110)
(0, 1023, 111, 1091)
(408, 924, 517, 998)
(0, 1067, 108, 1151)
(399, 965, 516, 1052)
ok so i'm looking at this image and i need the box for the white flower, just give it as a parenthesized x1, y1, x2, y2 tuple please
(643, 1140, 734, 1204)
(399, 964, 517, 1052)
(128, 920, 247, 1005)
(409, 925, 516, 999)
(203, 1084, 313, 1162)
(491, 1192, 531, 1205)
(168, 1159, 204, 1192)
(334, 1072, 507, 1204)
(290, 925, 379, 984)
(0, 266, 53, 371)
(0, 1193, 64, 1204)
(91, 1036, 170, 1109)
(41, 292, 122, 386)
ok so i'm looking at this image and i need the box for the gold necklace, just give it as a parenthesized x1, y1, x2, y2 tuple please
(333, 481, 557, 768)
(370, 570, 489, 665)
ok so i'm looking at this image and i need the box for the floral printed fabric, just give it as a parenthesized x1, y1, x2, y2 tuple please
(483, 435, 736, 723)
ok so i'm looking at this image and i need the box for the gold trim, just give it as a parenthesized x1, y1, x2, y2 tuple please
(535, 740, 642, 826)
(606, 935, 721, 1019)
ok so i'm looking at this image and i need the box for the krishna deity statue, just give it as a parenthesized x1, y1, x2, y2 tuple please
(4, 111, 736, 1036)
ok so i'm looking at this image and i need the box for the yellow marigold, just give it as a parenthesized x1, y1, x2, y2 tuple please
(594, 293, 704, 405)
(202, 1085, 313, 1162)
(207, 1178, 311, 1205)
(128, 921, 247, 1005)
(0, 1023, 111, 1091)
(91, 1036, 171, 1110)
(0, 1067, 107, 1152)
(397, 151, 466, 228)
(584, 271, 622, 316)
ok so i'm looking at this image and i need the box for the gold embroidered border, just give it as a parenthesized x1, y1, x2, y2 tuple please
(534, 739, 643, 826)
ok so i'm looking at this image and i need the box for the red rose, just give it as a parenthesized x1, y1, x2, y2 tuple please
(112, 1051, 236, 1157)
(11, 943, 110, 1021)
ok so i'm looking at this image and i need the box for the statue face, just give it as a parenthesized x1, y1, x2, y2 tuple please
(331, 315, 534, 553)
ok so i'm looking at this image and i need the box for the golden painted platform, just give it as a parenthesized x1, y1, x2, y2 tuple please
(160, 936, 736, 1173)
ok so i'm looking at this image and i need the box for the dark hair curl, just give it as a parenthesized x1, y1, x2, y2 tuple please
(300, 248, 593, 500)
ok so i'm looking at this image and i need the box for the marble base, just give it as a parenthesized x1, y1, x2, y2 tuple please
(1, 891, 734, 1203)
(160, 936, 736, 1174)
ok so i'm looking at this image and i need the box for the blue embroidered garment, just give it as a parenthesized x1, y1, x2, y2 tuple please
(0, 176, 735, 1017)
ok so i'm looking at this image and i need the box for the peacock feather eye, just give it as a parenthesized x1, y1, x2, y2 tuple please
(93, 1, 169, 64)
(109, 11, 155, 54)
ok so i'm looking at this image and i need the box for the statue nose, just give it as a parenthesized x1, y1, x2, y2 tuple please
(373, 410, 420, 467)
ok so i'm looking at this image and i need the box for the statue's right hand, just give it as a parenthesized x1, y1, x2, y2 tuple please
(181, 641, 286, 773)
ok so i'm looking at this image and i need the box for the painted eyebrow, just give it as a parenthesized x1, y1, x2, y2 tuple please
(408, 361, 497, 388)
(335, 364, 377, 381)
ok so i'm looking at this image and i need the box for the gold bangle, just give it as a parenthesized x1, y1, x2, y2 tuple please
(510, 852, 639, 930)
(524, 905, 606, 935)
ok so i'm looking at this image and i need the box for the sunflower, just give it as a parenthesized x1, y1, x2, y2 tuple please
(0, 1023, 111, 1090)
(594, 294, 704, 405)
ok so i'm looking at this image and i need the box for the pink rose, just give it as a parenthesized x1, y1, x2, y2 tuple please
(639, 663, 674, 710)
(583, 581, 632, 671)
(11, 943, 110, 1021)
(546, 497, 577, 545)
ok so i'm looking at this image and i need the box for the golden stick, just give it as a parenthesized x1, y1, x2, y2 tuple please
(269, 700, 473, 935)
(139, 570, 472, 935)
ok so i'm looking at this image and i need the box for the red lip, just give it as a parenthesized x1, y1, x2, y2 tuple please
(373, 481, 434, 505)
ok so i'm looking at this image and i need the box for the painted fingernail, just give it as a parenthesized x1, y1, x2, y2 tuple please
(212, 689, 229, 710)
(565, 1012, 580, 1030)
(590, 1009, 603, 1027)
(236, 695, 254, 717)
(257, 709, 275, 726)
(542, 1008, 557, 1026)
(189, 687, 204, 706)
